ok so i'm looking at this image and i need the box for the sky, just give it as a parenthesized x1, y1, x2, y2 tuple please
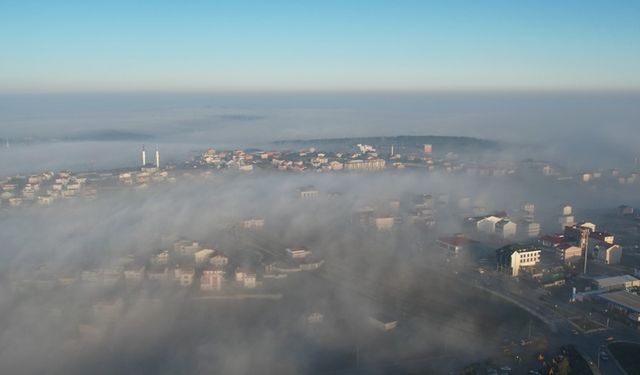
(1, 0, 639, 93)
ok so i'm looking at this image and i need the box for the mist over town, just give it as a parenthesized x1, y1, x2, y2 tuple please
(2, 1, 640, 374)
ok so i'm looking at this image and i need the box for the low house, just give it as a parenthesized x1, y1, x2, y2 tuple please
(590, 231, 615, 245)
(174, 266, 195, 286)
(194, 249, 215, 265)
(200, 267, 224, 291)
(556, 243, 583, 264)
(147, 266, 169, 282)
(123, 265, 145, 282)
(173, 240, 201, 256)
(368, 313, 398, 331)
(235, 268, 256, 288)
(541, 234, 565, 248)
(286, 246, 312, 259)
(241, 217, 265, 229)
(150, 250, 169, 266)
(437, 234, 472, 255)
(298, 186, 319, 199)
(210, 252, 229, 267)
(373, 215, 395, 231)
(591, 242, 622, 265)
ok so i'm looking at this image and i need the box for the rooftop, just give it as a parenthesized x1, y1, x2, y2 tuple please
(593, 275, 639, 288)
(599, 291, 640, 313)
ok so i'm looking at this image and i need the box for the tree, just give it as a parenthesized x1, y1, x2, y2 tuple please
(557, 357, 570, 375)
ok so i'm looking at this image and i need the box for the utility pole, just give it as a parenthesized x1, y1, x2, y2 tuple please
(528, 319, 532, 339)
(581, 228, 590, 274)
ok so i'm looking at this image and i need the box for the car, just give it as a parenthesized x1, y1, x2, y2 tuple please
(571, 329, 579, 335)
(606, 336, 615, 342)
(600, 352, 609, 360)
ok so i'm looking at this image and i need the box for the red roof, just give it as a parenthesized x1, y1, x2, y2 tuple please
(542, 234, 565, 245)
(556, 243, 578, 250)
(438, 235, 471, 247)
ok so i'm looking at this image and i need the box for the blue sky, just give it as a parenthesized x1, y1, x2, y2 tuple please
(1, 0, 639, 92)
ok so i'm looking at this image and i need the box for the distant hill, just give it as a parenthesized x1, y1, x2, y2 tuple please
(272, 135, 502, 153)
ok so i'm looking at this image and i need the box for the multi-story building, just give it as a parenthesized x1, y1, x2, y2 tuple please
(496, 244, 541, 276)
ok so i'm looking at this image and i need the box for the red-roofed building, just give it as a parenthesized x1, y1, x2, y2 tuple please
(541, 234, 565, 248)
(437, 234, 472, 255)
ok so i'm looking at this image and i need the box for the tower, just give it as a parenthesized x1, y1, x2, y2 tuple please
(141, 145, 146, 166)
(155, 145, 160, 169)
(390, 145, 394, 157)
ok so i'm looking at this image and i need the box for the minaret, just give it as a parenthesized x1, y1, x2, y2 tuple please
(141, 145, 146, 166)
(155, 145, 160, 169)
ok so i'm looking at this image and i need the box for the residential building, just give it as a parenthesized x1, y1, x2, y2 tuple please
(200, 268, 224, 291)
(496, 244, 541, 276)
(194, 249, 215, 265)
(299, 186, 319, 199)
(174, 266, 195, 286)
(173, 240, 201, 256)
(495, 219, 517, 239)
(437, 234, 472, 255)
(286, 246, 312, 259)
(374, 215, 395, 231)
(477, 216, 502, 234)
(556, 243, 583, 264)
(241, 217, 265, 229)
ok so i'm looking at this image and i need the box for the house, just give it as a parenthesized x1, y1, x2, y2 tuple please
(344, 158, 386, 171)
(495, 219, 517, 239)
(556, 243, 583, 264)
(200, 267, 224, 291)
(496, 244, 541, 277)
(541, 234, 566, 248)
(517, 221, 540, 238)
(619, 205, 635, 216)
(437, 234, 472, 255)
(194, 249, 215, 265)
(241, 217, 265, 229)
(174, 266, 195, 286)
(590, 242, 622, 265)
(298, 186, 319, 199)
(477, 216, 502, 234)
(147, 266, 169, 282)
(210, 252, 229, 267)
(306, 312, 324, 324)
(173, 240, 201, 256)
(286, 246, 312, 259)
(150, 250, 169, 266)
(235, 268, 256, 288)
(590, 231, 615, 245)
(368, 313, 398, 331)
(37, 195, 55, 205)
(373, 215, 395, 231)
(576, 222, 597, 232)
(123, 265, 145, 282)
